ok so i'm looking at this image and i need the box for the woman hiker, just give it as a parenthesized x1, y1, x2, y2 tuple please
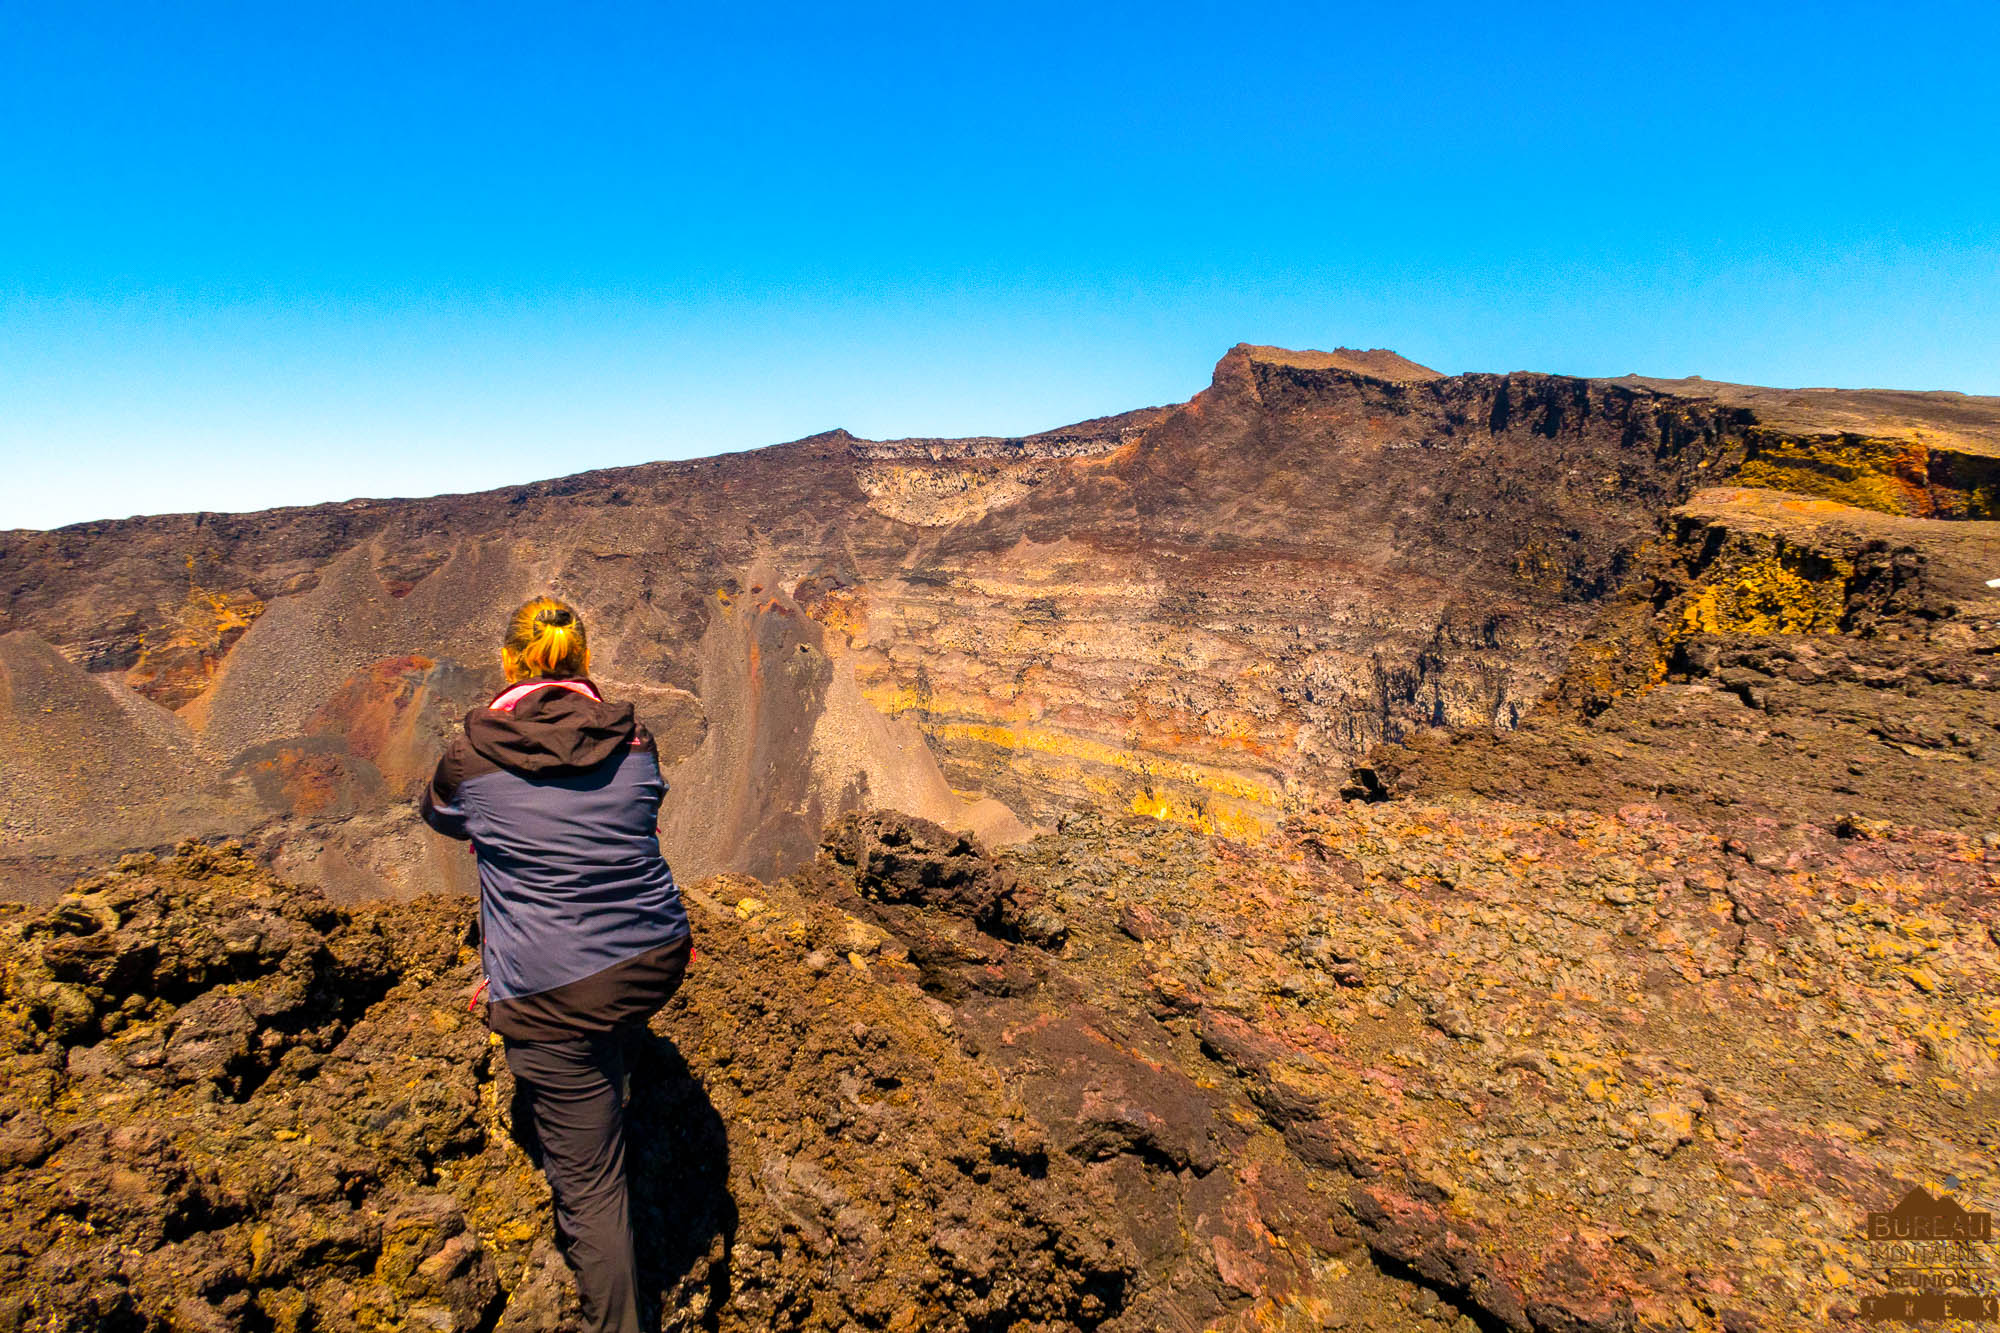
(420, 596, 692, 1333)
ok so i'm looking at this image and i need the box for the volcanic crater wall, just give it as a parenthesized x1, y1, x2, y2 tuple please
(5, 344, 1978, 900)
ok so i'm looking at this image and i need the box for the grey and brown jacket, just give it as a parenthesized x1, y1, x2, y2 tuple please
(420, 677, 690, 1041)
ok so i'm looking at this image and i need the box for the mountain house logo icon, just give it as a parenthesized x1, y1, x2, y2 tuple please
(1860, 1186, 1997, 1325)
(1867, 1187, 1993, 1243)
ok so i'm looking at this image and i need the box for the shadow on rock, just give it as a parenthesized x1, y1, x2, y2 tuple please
(628, 1029, 736, 1332)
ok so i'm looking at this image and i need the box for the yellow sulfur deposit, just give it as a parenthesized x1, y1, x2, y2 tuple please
(1128, 787, 1272, 841)
(1734, 433, 1933, 517)
(1680, 553, 1849, 635)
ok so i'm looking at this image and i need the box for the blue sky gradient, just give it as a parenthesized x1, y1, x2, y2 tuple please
(4, 1, 1997, 529)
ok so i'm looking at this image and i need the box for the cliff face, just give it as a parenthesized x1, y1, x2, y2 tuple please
(843, 350, 1746, 837)
(1369, 483, 2000, 834)
(4, 345, 1998, 903)
(0, 345, 1757, 900)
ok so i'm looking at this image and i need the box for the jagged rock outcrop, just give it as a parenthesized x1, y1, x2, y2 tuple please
(1364, 481, 2000, 833)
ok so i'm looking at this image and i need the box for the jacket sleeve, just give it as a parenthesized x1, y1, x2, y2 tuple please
(419, 737, 472, 840)
(631, 721, 667, 800)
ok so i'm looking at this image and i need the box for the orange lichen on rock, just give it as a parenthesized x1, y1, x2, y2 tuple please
(1509, 538, 1574, 598)
(792, 576, 870, 644)
(1128, 787, 1272, 841)
(242, 744, 377, 817)
(920, 720, 1286, 810)
(1734, 431, 1935, 516)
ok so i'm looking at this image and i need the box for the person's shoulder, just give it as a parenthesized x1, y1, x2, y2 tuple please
(438, 727, 505, 782)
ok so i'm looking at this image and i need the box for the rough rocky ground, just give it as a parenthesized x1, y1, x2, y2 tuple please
(0, 837, 1131, 1333)
(1020, 806, 1997, 1331)
(4, 793, 1993, 1331)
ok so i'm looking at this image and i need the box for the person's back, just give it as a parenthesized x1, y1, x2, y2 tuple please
(421, 597, 689, 1333)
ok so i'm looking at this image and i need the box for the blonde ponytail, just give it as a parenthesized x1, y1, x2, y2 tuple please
(502, 596, 590, 683)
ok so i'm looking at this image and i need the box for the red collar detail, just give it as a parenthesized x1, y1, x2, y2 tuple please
(488, 679, 602, 712)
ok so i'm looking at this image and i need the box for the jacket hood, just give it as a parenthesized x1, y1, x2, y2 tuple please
(464, 679, 637, 775)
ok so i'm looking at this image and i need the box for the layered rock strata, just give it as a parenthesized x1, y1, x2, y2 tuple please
(3, 347, 1998, 903)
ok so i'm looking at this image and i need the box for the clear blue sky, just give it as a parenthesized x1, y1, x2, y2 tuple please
(4, 1, 1996, 530)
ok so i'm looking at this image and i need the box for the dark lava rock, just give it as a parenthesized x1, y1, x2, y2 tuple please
(0, 844, 1134, 1333)
(819, 809, 1067, 948)
(821, 810, 1018, 926)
